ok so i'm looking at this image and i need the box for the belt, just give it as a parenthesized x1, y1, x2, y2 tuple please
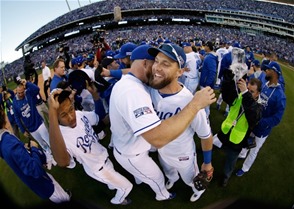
(98, 157, 108, 171)
(114, 147, 140, 157)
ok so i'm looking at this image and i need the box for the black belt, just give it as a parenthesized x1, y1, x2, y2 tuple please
(114, 147, 140, 156)
(98, 157, 108, 171)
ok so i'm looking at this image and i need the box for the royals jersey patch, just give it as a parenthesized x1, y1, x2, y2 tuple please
(134, 106, 152, 118)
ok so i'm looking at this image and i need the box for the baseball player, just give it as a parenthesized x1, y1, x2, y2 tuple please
(148, 43, 214, 202)
(0, 106, 70, 203)
(109, 45, 216, 201)
(48, 84, 133, 205)
(178, 42, 201, 94)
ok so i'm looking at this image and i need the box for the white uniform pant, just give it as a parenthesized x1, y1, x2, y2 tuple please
(48, 173, 71, 203)
(114, 148, 170, 201)
(158, 151, 200, 194)
(85, 157, 133, 204)
(30, 122, 51, 154)
(242, 135, 268, 172)
(36, 103, 49, 127)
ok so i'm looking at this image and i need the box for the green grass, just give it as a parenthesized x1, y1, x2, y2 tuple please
(1, 61, 293, 209)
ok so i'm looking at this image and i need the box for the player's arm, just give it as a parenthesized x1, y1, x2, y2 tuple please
(48, 89, 71, 167)
(141, 87, 216, 148)
(200, 134, 213, 172)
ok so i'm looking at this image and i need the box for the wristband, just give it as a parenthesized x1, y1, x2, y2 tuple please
(203, 150, 212, 164)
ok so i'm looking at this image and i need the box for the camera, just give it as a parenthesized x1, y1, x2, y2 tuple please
(91, 30, 105, 46)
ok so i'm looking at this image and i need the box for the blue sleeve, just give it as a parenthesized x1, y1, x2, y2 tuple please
(94, 99, 107, 119)
(12, 101, 25, 133)
(8, 89, 15, 98)
(110, 69, 123, 79)
(6, 135, 46, 178)
(26, 82, 40, 97)
(205, 57, 217, 88)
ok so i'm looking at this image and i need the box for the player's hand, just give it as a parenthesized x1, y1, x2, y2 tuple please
(193, 87, 216, 110)
(237, 78, 247, 93)
(29, 140, 39, 148)
(23, 131, 29, 137)
(48, 88, 63, 111)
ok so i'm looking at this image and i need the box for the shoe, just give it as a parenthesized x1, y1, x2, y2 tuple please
(190, 189, 205, 202)
(216, 104, 221, 111)
(222, 178, 229, 187)
(120, 198, 132, 205)
(168, 192, 176, 200)
(65, 189, 72, 199)
(111, 197, 132, 205)
(157, 192, 176, 201)
(165, 180, 174, 190)
(236, 169, 245, 177)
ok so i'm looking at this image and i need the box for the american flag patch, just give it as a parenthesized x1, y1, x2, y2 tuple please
(134, 107, 152, 118)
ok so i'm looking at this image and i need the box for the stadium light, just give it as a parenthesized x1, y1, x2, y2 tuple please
(65, 0, 71, 11)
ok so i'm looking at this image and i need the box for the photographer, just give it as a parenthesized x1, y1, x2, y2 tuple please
(91, 31, 111, 64)
(0, 85, 20, 138)
(23, 55, 38, 84)
(213, 66, 263, 187)
(57, 43, 71, 71)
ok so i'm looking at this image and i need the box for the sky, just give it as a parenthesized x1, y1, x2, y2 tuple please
(0, 0, 102, 64)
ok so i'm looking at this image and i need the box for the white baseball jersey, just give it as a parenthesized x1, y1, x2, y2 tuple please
(59, 111, 132, 204)
(109, 74, 171, 201)
(109, 74, 161, 155)
(183, 51, 201, 79)
(149, 85, 211, 189)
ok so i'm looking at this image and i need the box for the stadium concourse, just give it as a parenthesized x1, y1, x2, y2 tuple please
(1, 0, 294, 86)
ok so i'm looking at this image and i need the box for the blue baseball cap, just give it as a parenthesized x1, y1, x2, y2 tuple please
(71, 57, 77, 66)
(130, 45, 155, 61)
(182, 42, 191, 47)
(114, 42, 137, 59)
(105, 50, 116, 58)
(252, 60, 260, 67)
(196, 42, 202, 47)
(264, 61, 281, 76)
(232, 42, 241, 48)
(87, 53, 94, 61)
(75, 55, 87, 65)
(148, 43, 186, 69)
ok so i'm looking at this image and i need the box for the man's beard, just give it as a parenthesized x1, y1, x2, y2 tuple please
(148, 74, 172, 90)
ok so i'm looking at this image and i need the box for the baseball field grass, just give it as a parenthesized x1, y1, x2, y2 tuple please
(1, 61, 293, 209)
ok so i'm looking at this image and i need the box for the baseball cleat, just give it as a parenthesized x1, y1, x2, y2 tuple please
(190, 189, 205, 202)
(236, 169, 245, 177)
(165, 180, 174, 190)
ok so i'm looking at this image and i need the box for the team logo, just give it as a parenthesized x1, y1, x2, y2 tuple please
(133, 106, 152, 118)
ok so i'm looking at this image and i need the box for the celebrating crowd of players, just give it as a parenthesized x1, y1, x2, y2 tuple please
(0, 34, 286, 206)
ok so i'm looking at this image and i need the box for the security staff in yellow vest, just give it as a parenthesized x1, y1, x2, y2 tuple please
(214, 70, 263, 187)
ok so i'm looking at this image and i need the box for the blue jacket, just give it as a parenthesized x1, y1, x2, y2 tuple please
(253, 82, 286, 137)
(13, 82, 43, 133)
(245, 51, 254, 69)
(199, 52, 218, 88)
(0, 131, 54, 199)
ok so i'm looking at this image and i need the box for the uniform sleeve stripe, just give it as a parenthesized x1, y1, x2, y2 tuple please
(198, 133, 211, 139)
(134, 119, 161, 135)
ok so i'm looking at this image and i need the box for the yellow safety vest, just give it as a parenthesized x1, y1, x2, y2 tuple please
(221, 93, 248, 144)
